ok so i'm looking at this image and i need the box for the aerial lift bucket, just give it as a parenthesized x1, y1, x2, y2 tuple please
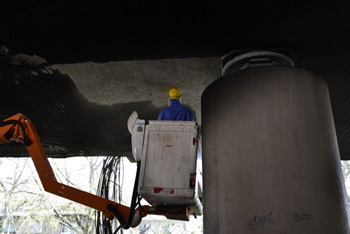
(128, 111, 203, 219)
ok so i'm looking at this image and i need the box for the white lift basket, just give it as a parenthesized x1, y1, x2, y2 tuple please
(127, 111, 203, 218)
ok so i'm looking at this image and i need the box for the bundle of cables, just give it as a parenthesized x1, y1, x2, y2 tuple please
(95, 156, 142, 234)
(95, 156, 124, 234)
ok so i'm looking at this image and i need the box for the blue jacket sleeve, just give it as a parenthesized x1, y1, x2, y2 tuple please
(157, 110, 165, 120)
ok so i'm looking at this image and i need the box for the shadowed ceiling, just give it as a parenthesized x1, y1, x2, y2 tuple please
(1, 0, 350, 159)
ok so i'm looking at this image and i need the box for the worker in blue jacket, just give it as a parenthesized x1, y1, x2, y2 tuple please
(157, 88, 194, 121)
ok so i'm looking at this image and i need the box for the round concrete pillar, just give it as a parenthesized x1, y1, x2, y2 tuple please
(201, 66, 350, 233)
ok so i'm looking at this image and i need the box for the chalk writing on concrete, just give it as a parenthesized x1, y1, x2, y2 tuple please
(247, 211, 273, 230)
(293, 212, 311, 222)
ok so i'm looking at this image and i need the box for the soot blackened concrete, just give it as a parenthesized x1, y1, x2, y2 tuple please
(0, 67, 161, 158)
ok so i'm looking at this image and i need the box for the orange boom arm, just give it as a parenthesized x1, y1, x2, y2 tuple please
(0, 113, 189, 229)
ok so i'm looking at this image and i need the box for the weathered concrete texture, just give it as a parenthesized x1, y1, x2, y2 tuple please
(50, 57, 221, 125)
(202, 66, 350, 233)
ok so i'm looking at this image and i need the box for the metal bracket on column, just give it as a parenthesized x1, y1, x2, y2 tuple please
(221, 50, 295, 76)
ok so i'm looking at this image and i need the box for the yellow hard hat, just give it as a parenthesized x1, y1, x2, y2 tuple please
(169, 88, 181, 99)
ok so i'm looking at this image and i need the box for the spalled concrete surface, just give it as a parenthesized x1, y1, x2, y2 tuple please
(50, 57, 221, 123)
(0, 57, 220, 158)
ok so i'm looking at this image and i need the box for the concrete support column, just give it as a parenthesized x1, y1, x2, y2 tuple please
(201, 66, 350, 233)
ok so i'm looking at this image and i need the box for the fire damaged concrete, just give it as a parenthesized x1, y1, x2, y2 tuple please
(0, 58, 220, 158)
(0, 67, 152, 158)
(49, 58, 220, 116)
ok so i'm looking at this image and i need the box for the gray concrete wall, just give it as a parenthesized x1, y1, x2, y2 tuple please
(202, 66, 350, 233)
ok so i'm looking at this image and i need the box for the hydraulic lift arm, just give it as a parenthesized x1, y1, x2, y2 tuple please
(0, 113, 189, 229)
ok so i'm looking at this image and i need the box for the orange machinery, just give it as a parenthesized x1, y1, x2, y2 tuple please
(0, 113, 189, 229)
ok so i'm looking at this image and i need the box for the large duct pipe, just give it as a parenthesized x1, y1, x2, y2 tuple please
(201, 66, 350, 233)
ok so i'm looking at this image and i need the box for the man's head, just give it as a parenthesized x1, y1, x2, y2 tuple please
(169, 88, 181, 100)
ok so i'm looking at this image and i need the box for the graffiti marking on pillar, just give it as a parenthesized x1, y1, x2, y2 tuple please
(247, 211, 273, 230)
(293, 212, 311, 222)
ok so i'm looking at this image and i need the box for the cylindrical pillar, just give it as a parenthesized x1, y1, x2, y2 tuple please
(202, 66, 350, 233)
